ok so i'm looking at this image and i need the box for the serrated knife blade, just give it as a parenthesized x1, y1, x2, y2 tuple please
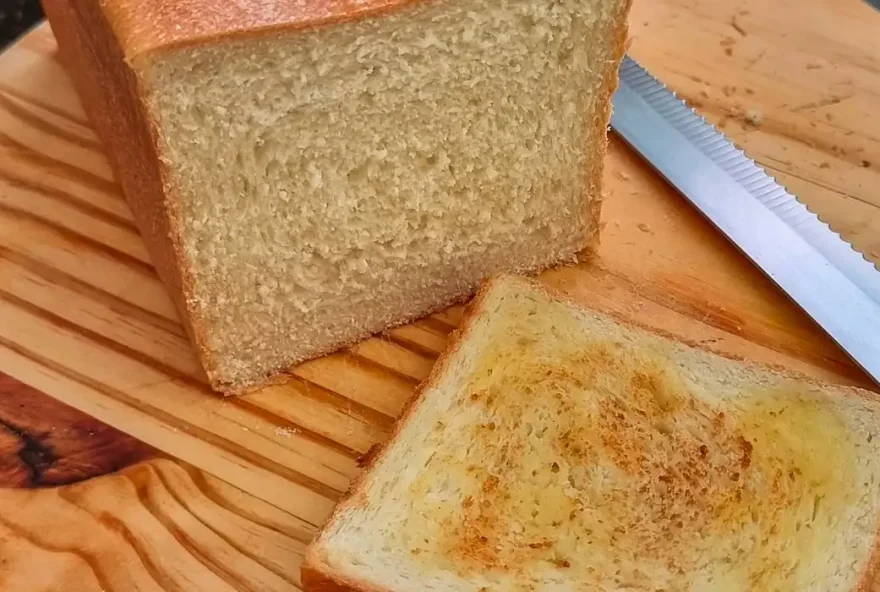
(610, 56, 880, 385)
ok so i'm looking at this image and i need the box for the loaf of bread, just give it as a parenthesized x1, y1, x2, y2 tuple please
(42, 0, 630, 393)
(303, 274, 880, 592)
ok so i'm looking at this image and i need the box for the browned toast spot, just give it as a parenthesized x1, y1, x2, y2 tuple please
(400, 296, 861, 589)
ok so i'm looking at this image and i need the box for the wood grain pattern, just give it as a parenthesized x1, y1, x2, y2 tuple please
(0, 372, 156, 487)
(0, 373, 313, 591)
(0, 457, 315, 592)
(0, 0, 879, 588)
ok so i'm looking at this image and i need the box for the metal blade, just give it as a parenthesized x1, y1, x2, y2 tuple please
(610, 56, 880, 385)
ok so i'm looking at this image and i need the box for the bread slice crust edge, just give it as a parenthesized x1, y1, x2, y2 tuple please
(301, 273, 513, 592)
(301, 272, 880, 592)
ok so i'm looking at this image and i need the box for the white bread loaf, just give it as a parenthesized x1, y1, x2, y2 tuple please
(303, 274, 880, 592)
(42, 0, 631, 393)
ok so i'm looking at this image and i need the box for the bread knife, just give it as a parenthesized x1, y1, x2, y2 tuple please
(610, 56, 880, 385)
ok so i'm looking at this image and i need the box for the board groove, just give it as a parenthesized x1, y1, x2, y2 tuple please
(131, 474, 270, 592)
(0, 89, 104, 153)
(0, 288, 207, 387)
(0, 201, 157, 275)
(148, 466, 303, 585)
(0, 506, 116, 590)
(0, 165, 140, 233)
(0, 129, 117, 192)
(0, 330, 346, 502)
(0, 83, 90, 126)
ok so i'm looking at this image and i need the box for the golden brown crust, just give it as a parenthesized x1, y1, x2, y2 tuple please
(301, 551, 390, 592)
(551, 275, 880, 400)
(43, 0, 180, 303)
(857, 540, 880, 592)
(91, 0, 427, 60)
(42, 0, 222, 386)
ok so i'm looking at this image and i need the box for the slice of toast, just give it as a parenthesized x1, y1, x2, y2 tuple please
(303, 274, 880, 592)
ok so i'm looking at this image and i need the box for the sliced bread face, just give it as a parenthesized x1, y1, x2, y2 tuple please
(135, 0, 629, 392)
(304, 275, 880, 592)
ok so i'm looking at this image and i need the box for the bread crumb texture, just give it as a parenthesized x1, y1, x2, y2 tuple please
(139, 0, 618, 389)
(318, 278, 880, 592)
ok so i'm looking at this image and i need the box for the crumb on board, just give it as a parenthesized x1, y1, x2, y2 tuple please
(862, 160, 872, 168)
(744, 109, 763, 128)
(724, 47, 734, 57)
(819, 162, 831, 169)
(745, 88, 755, 95)
(616, 169, 631, 181)
(637, 222, 652, 234)
(722, 85, 737, 97)
(806, 60, 823, 70)
(825, 113, 834, 122)
(720, 36, 737, 48)
(731, 16, 747, 36)
(275, 426, 300, 437)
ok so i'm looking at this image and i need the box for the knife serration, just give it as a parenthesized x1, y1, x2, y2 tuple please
(610, 56, 880, 385)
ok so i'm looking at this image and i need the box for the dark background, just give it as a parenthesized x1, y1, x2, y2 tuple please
(1, 0, 43, 49)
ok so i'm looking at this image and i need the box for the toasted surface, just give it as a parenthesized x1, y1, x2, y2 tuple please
(305, 275, 880, 592)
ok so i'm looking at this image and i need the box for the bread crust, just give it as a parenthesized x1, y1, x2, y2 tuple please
(84, 0, 428, 60)
(858, 541, 880, 592)
(45, 0, 630, 395)
(42, 0, 223, 385)
(302, 273, 880, 591)
(45, 0, 434, 394)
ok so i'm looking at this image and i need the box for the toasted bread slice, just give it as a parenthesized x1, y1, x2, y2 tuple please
(303, 274, 880, 592)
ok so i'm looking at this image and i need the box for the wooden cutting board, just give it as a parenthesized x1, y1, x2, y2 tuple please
(1, 0, 879, 589)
